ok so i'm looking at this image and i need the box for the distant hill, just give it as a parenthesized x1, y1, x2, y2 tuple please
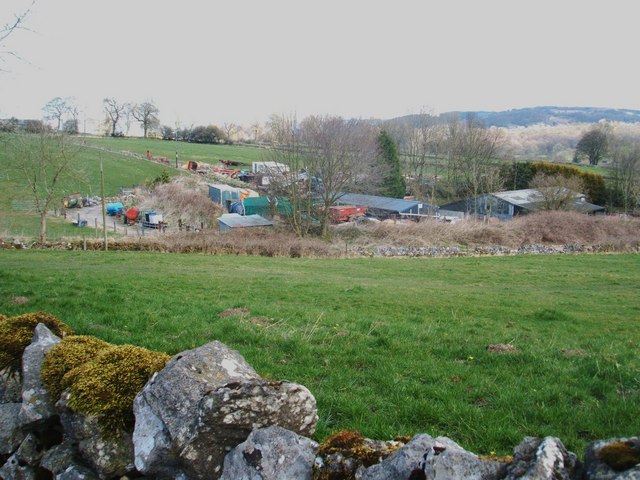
(389, 106, 640, 128)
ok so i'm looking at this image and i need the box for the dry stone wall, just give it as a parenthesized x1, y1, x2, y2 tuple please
(1, 323, 638, 480)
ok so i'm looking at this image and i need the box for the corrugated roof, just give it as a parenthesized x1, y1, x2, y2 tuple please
(336, 193, 421, 213)
(218, 214, 273, 228)
(492, 189, 547, 207)
(492, 188, 604, 212)
(208, 183, 239, 193)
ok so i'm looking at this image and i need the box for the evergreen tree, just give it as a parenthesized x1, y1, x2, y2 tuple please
(378, 130, 406, 198)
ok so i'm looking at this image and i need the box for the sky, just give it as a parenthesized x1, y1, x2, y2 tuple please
(1, 0, 639, 134)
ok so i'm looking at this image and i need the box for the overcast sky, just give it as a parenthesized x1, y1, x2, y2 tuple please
(1, 0, 638, 133)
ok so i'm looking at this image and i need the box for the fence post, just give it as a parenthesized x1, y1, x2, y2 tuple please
(95, 219, 98, 238)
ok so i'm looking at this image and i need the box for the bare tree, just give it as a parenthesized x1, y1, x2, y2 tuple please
(264, 115, 380, 237)
(222, 122, 242, 143)
(300, 115, 380, 237)
(529, 172, 584, 211)
(103, 97, 129, 137)
(7, 131, 80, 242)
(249, 122, 263, 143)
(574, 124, 610, 166)
(265, 113, 295, 145)
(400, 113, 446, 203)
(0, 0, 34, 71)
(43, 97, 76, 131)
(131, 101, 160, 138)
(445, 115, 505, 214)
(609, 139, 640, 213)
(263, 115, 315, 237)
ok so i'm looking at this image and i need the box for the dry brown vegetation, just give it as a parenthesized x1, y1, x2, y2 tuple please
(136, 176, 223, 228)
(18, 211, 639, 257)
(335, 211, 640, 250)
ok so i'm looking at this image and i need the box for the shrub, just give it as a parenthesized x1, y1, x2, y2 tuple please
(41, 335, 112, 400)
(65, 344, 170, 434)
(0, 312, 73, 374)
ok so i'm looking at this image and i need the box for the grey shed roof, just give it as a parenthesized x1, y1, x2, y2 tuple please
(492, 188, 604, 212)
(336, 193, 421, 213)
(218, 214, 273, 228)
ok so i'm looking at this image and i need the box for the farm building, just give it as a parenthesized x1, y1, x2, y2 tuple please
(439, 188, 605, 220)
(218, 214, 273, 233)
(335, 193, 433, 219)
(252, 162, 290, 174)
(208, 184, 240, 206)
(241, 196, 293, 217)
(208, 184, 258, 207)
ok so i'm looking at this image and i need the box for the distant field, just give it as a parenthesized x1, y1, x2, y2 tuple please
(1, 250, 638, 456)
(0, 134, 179, 239)
(83, 136, 266, 168)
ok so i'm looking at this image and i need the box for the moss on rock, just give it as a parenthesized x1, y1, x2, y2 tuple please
(598, 440, 640, 472)
(314, 430, 405, 480)
(0, 312, 73, 374)
(66, 344, 170, 434)
(41, 335, 112, 401)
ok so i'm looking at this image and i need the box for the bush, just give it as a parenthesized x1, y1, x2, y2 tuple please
(65, 344, 170, 433)
(41, 335, 112, 400)
(0, 312, 73, 374)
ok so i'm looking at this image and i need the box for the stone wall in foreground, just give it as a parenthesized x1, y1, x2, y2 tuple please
(1, 323, 638, 480)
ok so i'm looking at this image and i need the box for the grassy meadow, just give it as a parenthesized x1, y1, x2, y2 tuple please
(83, 136, 265, 168)
(1, 250, 638, 456)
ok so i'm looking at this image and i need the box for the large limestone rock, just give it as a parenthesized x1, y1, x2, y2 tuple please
(0, 368, 22, 403)
(18, 323, 61, 426)
(0, 403, 26, 455)
(39, 441, 77, 477)
(220, 425, 318, 480)
(56, 391, 135, 480)
(0, 452, 36, 480)
(181, 380, 317, 478)
(583, 437, 640, 480)
(505, 436, 581, 480)
(356, 434, 507, 480)
(133, 340, 318, 479)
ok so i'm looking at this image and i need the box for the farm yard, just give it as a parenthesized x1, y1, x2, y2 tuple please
(1, 129, 639, 475)
(1, 250, 639, 458)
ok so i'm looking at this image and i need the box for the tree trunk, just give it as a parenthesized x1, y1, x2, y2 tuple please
(40, 212, 47, 243)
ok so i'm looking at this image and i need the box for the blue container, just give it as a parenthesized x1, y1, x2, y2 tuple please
(106, 202, 124, 215)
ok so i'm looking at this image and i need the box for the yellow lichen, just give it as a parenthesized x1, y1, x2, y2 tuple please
(41, 335, 112, 400)
(0, 312, 73, 374)
(66, 344, 170, 434)
(598, 441, 640, 472)
(313, 430, 406, 480)
(319, 431, 365, 454)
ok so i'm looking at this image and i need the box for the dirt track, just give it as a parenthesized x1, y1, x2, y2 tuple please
(64, 205, 161, 237)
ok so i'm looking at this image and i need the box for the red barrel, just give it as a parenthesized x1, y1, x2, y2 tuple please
(126, 207, 139, 221)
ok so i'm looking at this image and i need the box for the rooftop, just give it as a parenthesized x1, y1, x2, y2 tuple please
(336, 193, 422, 213)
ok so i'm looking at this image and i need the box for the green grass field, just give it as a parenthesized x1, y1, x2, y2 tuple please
(1, 250, 638, 456)
(0, 134, 268, 239)
(83, 136, 265, 168)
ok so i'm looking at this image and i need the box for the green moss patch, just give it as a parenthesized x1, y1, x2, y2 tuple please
(66, 344, 170, 434)
(314, 430, 404, 480)
(41, 335, 112, 401)
(0, 312, 73, 374)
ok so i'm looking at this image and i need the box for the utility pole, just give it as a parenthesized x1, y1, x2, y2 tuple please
(100, 159, 108, 251)
(175, 121, 179, 169)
